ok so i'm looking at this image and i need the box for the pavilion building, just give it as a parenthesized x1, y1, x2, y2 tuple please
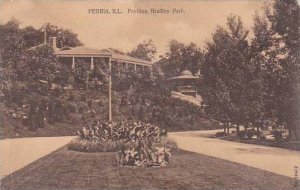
(50, 37, 152, 73)
(167, 70, 200, 97)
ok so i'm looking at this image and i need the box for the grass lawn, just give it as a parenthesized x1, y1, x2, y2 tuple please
(1, 147, 295, 190)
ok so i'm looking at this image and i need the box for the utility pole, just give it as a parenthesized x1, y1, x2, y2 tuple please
(108, 56, 112, 122)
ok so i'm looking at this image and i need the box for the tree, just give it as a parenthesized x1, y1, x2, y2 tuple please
(0, 18, 26, 80)
(43, 23, 83, 48)
(253, 0, 300, 139)
(129, 39, 156, 61)
(22, 26, 44, 48)
(201, 15, 256, 133)
(157, 40, 204, 79)
(24, 44, 59, 83)
(0, 19, 83, 83)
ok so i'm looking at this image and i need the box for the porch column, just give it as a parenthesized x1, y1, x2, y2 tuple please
(134, 64, 137, 71)
(91, 57, 94, 71)
(71, 57, 75, 70)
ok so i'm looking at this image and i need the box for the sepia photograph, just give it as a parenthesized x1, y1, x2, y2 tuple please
(0, 0, 299, 189)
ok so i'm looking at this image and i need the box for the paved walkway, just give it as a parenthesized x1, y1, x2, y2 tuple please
(169, 131, 300, 178)
(1, 131, 299, 180)
(0, 136, 74, 179)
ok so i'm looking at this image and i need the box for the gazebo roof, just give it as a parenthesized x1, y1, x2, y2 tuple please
(180, 70, 193, 76)
(167, 70, 199, 80)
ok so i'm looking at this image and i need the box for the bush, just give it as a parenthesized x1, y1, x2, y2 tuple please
(116, 138, 172, 167)
(68, 93, 75, 101)
(272, 130, 283, 141)
(246, 129, 256, 139)
(237, 131, 247, 139)
(73, 120, 172, 167)
(76, 120, 167, 142)
(80, 94, 86, 102)
(215, 132, 226, 137)
(68, 138, 125, 152)
(258, 132, 266, 140)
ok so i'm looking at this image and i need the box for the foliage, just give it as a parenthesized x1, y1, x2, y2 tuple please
(0, 19, 26, 81)
(74, 120, 171, 167)
(76, 120, 167, 142)
(215, 132, 226, 137)
(24, 44, 60, 83)
(116, 138, 171, 167)
(272, 130, 284, 141)
(200, 3, 299, 141)
(0, 19, 82, 83)
(201, 15, 256, 133)
(246, 129, 256, 139)
(157, 40, 204, 79)
(129, 39, 157, 61)
(21, 26, 44, 48)
(251, 0, 300, 140)
(43, 23, 83, 48)
(68, 138, 125, 152)
(237, 131, 247, 139)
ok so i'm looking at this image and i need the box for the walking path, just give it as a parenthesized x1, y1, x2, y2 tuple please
(0, 136, 74, 179)
(1, 131, 299, 180)
(169, 131, 300, 178)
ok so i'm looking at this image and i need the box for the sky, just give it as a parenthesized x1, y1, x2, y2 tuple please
(1, 0, 269, 57)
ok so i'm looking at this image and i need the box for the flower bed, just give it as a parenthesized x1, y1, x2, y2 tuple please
(68, 120, 173, 167)
(68, 138, 125, 152)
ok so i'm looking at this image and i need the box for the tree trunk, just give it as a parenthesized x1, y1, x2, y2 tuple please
(227, 123, 230, 134)
(287, 128, 293, 141)
(287, 120, 295, 141)
(236, 123, 240, 135)
(288, 124, 299, 141)
(294, 126, 300, 140)
(244, 122, 248, 132)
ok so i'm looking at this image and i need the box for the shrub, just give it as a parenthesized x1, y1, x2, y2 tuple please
(68, 138, 125, 152)
(80, 94, 86, 102)
(116, 138, 172, 167)
(68, 93, 75, 101)
(258, 132, 266, 140)
(51, 87, 62, 97)
(215, 132, 225, 137)
(237, 131, 247, 139)
(246, 129, 256, 139)
(272, 130, 283, 141)
(76, 120, 167, 142)
(73, 120, 172, 167)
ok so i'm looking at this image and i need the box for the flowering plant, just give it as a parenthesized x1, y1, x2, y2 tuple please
(76, 120, 172, 167)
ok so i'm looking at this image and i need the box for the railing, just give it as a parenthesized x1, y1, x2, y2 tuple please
(171, 91, 201, 106)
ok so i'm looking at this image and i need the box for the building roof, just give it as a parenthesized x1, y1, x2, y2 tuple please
(167, 70, 199, 80)
(54, 46, 152, 65)
(180, 70, 193, 76)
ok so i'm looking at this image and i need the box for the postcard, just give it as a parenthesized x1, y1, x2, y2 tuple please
(0, 0, 299, 189)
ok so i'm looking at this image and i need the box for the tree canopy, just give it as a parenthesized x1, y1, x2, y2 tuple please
(129, 39, 157, 61)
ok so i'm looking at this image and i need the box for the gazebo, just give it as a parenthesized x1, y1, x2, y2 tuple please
(167, 70, 200, 97)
